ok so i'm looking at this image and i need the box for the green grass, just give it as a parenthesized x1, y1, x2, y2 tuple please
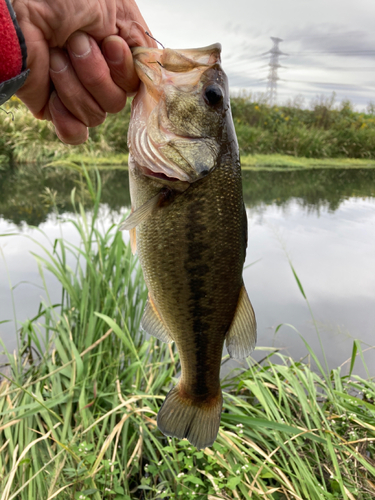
(44, 154, 375, 170)
(1, 169, 375, 500)
(240, 154, 375, 170)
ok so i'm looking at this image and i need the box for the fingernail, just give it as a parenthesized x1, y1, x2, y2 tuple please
(69, 32, 91, 57)
(50, 51, 68, 73)
(51, 92, 67, 115)
(102, 36, 124, 63)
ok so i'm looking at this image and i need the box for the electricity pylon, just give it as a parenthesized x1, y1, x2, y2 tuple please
(266, 37, 287, 106)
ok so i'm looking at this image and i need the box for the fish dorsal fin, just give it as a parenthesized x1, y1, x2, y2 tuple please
(225, 284, 257, 359)
(119, 192, 161, 231)
(141, 296, 174, 343)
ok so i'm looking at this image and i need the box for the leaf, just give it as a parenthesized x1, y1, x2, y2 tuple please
(290, 263, 306, 299)
(349, 340, 359, 377)
(81, 489, 99, 495)
(220, 414, 326, 444)
(184, 475, 205, 486)
(227, 476, 241, 489)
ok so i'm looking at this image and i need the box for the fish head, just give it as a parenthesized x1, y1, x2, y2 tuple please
(129, 44, 233, 184)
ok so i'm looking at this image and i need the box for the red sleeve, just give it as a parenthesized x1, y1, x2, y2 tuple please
(0, 0, 23, 82)
(0, 0, 29, 104)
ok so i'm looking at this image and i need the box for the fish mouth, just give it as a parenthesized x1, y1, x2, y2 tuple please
(131, 43, 221, 79)
(131, 44, 222, 114)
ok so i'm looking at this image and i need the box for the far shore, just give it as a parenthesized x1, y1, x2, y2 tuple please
(3, 153, 374, 171)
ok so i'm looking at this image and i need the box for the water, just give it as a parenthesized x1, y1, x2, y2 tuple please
(1, 166, 374, 376)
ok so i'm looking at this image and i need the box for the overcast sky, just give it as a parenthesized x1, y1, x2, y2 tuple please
(136, 0, 375, 110)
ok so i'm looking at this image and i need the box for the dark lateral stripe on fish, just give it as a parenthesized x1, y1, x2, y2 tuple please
(183, 200, 216, 397)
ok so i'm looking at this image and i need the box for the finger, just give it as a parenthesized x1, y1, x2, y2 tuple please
(14, 23, 50, 119)
(67, 32, 128, 114)
(102, 35, 139, 95)
(50, 47, 107, 127)
(48, 91, 88, 145)
(116, 0, 158, 48)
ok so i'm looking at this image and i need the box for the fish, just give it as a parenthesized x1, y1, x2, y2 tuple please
(120, 43, 257, 449)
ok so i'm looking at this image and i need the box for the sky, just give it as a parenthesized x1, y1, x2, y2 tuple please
(136, 0, 375, 110)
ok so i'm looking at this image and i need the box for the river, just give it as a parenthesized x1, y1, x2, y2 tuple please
(0, 166, 374, 376)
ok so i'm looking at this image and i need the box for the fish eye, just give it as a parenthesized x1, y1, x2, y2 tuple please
(203, 84, 223, 107)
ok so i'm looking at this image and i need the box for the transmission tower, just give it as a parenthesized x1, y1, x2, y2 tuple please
(266, 37, 287, 106)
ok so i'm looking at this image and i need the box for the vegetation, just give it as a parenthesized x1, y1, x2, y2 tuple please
(1, 93, 375, 167)
(232, 93, 375, 159)
(1, 170, 375, 499)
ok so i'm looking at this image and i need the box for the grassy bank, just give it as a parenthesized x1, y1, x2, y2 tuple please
(1, 171, 375, 499)
(231, 94, 375, 159)
(1, 94, 375, 167)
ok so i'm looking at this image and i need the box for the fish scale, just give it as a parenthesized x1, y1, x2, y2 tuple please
(139, 167, 243, 383)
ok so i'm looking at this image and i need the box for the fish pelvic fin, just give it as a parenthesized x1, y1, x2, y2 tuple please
(141, 296, 174, 343)
(157, 384, 223, 449)
(225, 284, 257, 359)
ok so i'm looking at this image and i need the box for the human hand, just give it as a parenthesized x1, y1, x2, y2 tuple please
(47, 33, 140, 144)
(12, 0, 157, 144)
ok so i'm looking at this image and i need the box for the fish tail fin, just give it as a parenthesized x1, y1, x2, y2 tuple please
(157, 384, 223, 449)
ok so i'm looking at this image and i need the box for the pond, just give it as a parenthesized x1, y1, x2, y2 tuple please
(0, 166, 374, 376)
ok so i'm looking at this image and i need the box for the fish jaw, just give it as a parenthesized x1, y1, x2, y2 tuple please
(128, 44, 228, 184)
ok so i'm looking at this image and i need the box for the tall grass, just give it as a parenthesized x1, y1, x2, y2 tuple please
(1, 169, 375, 499)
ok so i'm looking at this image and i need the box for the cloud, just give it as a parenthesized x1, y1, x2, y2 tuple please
(285, 25, 375, 58)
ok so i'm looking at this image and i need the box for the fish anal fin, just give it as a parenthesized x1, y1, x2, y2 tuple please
(157, 384, 223, 449)
(130, 227, 137, 255)
(225, 284, 257, 359)
(141, 296, 174, 343)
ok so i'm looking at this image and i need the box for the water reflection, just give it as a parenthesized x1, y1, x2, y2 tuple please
(242, 168, 375, 213)
(0, 166, 131, 227)
(1, 166, 374, 375)
(243, 197, 375, 377)
(1, 165, 375, 226)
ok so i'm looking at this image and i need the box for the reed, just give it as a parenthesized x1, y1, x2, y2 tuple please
(0, 169, 374, 499)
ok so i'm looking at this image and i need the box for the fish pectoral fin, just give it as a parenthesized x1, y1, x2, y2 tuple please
(118, 192, 161, 231)
(141, 296, 174, 343)
(225, 284, 257, 359)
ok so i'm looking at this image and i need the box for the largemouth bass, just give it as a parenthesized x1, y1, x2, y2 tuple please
(120, 43, 257, 449)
